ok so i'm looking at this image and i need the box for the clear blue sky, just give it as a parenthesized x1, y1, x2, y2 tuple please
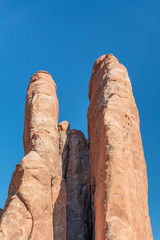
(0, 0, 159, 238)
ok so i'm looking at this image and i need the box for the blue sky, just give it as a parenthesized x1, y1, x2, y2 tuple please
(0, 0, 159, 238)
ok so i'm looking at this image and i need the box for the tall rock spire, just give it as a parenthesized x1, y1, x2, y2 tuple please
(0, 71, 61, 239)
(88, 54, 153, 239)
(0, 71, 91, 240)
(0, 56, 153, 239)
(23, 71, 60, 176)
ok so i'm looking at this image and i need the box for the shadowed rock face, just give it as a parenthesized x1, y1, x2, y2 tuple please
(0, 209, 3, 221)
(65, 130, 91, 240)
(0, 55, 153, 240)
(88, 54, 153, 240)
(53, 123, 91, 240)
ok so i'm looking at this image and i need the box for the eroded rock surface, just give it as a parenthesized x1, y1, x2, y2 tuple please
(0, 152, 53, 239)
(0, 71, 60, 240)
(54, 123, 91, 240)
(0, 56, 153, 240)
(53, 121, 69, 240)
(88, 54, 153, 240)
(65, 130, 91, 240)
(23, 71, 60, 177)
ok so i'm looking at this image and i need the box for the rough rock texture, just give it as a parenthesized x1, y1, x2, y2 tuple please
(88, 54, 153, 240)
(65, 130, 91, 240)
(0, 71, 60, 239)
(0, 152, 53, 239)
(0, 209, 3, 221)
(55, 122, 91, 240)
(23, 71, 60, 177)
(0, 55, 153, 240)
(52, 121, 69, 240)
(0, 73, 91, 240)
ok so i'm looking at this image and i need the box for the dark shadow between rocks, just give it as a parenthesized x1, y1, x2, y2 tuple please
(53, 129, 93, 240)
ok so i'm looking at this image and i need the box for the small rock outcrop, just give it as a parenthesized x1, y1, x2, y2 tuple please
(0, 55, 153, 240)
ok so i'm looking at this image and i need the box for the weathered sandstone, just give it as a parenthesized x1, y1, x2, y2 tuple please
(23, 71, 60, 177)
(88, 54, 153, 240)
(0, 55, 153, 240)
(0, 71, 60, 239)
(55, 122, 91, 240)
(0, 152, 53, 239)
(53, 121, 69, 240)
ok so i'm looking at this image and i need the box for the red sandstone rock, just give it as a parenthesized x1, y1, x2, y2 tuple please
(0, 152, 53, 239)
(0, 57, 153, 240)
(58, 121, 70, 132)
(23, 71, 60, 177)
(52, 121, 69, 240)
(88, 54, 153, 240)
(0, 71, 60, 240)
(55, 123, 91, 240)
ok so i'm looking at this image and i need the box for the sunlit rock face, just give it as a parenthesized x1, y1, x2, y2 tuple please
(0, 71, 91, 240)
(23, 71, 60, 177)
(88, 54, 153, 240)
(0, 56, 153, 240)
(0, 71, 60, 240)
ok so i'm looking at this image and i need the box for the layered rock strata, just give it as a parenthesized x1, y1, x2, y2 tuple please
(88, 54, 153, 240)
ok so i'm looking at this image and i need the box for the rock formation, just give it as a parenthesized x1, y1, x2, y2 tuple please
(54, 122, 91, 240)
(88, 54, 153, 239)
(0, 71, 60, 239)
(0, 55, 153, 240)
